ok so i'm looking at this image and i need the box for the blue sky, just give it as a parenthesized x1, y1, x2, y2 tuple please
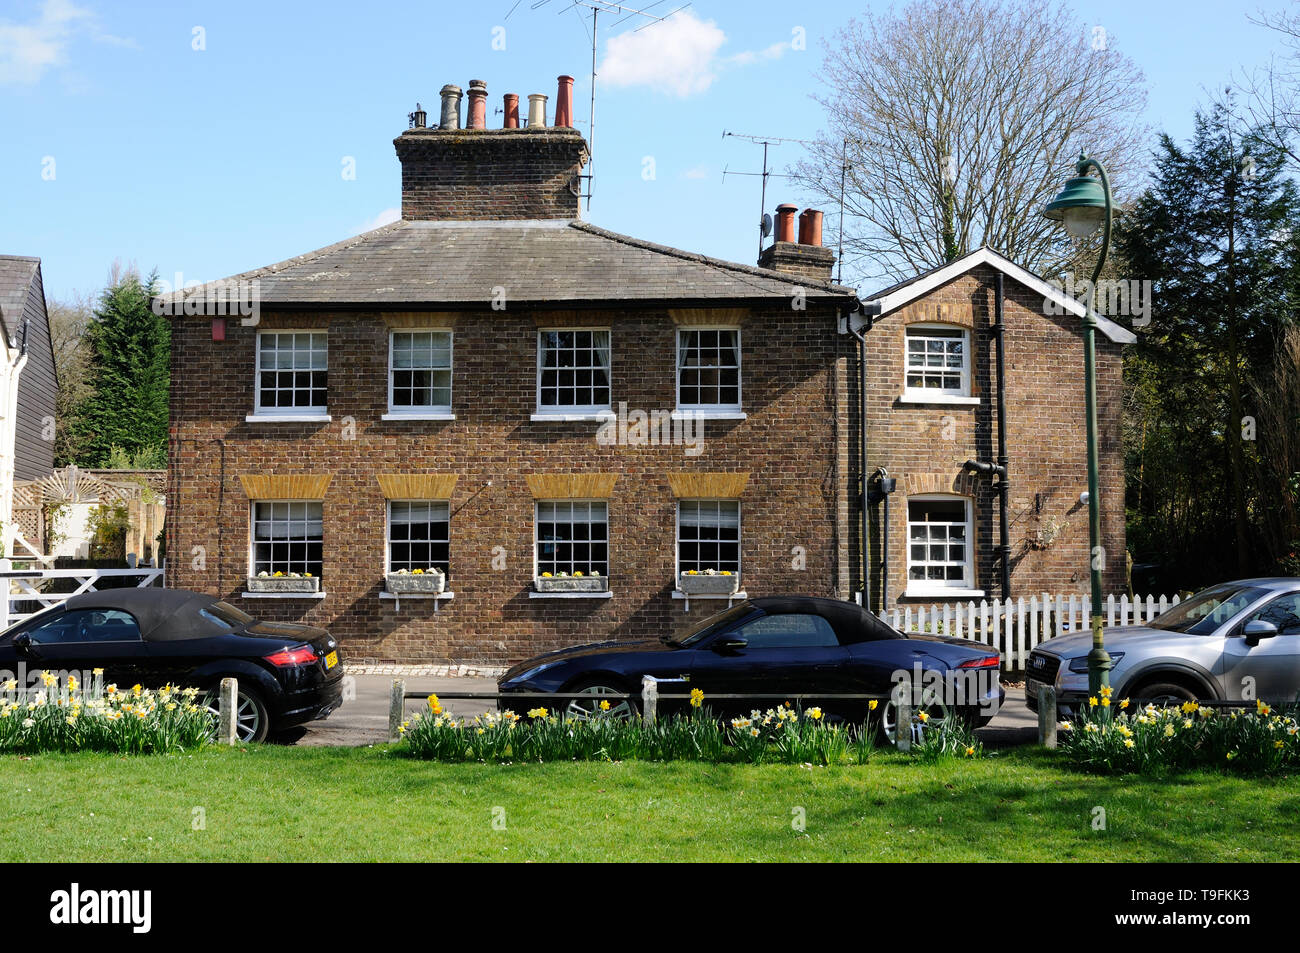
(0, 0, 1293, 302)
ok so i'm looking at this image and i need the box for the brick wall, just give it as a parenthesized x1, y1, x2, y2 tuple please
(167, 306, 851, 663)
(860, 264, 1127, 608)
(395, 128, 588, 222)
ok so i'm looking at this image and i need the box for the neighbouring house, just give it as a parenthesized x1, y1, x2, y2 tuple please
(0, 255, 57, 561)
(159, 74, 1130, 663)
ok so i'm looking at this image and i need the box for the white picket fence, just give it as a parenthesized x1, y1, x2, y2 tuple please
(0, 567, 166, 631)
(883, 592, 1182, 671)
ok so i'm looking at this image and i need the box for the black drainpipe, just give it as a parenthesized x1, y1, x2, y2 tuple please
(868, 467, 896, 606)
(962, 273, 1012, 598)
(847, 302, 880, 611)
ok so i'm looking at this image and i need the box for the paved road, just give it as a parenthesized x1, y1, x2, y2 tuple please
(297, 674, 1036, 747)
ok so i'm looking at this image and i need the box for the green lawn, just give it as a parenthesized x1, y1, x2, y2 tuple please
(3, 745, 1295, 862)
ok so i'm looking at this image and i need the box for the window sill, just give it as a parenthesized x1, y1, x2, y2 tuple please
(672, 589, 748, 611)
(671, 410, 747, 421)
(245, 413, 333, 423)
(382, 412, 455, 422)
(896, 394, 980, 407)
(903, 588, 986, 599)
(241, 591, 328, 599)
(529, 412, 611, 422)
(528, 590, 614, 599)
(381, 591, 455, 611)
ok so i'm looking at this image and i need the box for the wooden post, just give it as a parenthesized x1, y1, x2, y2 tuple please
(388, 679, 406, 742)
(641, 676, 658, 726)
(1038, 685, 1058, 748)
(218, 677, 238, 745)
(895, 699, 912, 752)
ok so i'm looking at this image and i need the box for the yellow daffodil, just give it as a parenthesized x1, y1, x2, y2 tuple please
(598, 699, 611, 711)
(807, 707, 823, 721)
(964, 745, 975, 756)
(427, 694, 442, 715)
(1099, 685, 1113, 699)
(869, 699, 879, 711)
(1088, 696, 1098, 708)
(1120, 698, 1130, 709)
(1100, 696, 1111, 708)
(917, 711, 930, 723)
(689, 687, 704, 708)
(1123, 738, 1135, 749)
(527, 707, 548, 719)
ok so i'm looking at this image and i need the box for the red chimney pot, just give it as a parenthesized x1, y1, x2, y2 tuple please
(503, 93, 519, 128)
(775, 203, 798, 243)
(467, 79, 488, 129)
(798, 209, 824, 247)
(211, 317, 226, 342)
(555, 75, 574, 128)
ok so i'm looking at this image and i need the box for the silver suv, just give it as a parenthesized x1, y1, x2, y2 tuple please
(1026, 578, 1300, 715)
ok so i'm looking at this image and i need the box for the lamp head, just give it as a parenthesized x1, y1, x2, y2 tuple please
(1043, 153, 1108, 237)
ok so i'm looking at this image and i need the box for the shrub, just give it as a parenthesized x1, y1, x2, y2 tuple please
(0, 677, 214, 754)
(1059, 692, 1300, 775)
(399, 693, 883, 765)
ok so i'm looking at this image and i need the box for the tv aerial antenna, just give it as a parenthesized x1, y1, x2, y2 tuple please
(722, 131, 813, 258)
(514, 0, 691, 210)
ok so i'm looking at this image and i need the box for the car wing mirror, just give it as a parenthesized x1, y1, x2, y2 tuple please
(713, 637, 747, 653)
(12, 633, 37, 661)
(1243, 620, 1279, 647)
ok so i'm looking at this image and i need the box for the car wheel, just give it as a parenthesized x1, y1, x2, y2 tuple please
(1128, 680, 1199, 708)
(203, 684, 271, 743)
(564, 679, 639, 722)
(878, 698, 954, 745)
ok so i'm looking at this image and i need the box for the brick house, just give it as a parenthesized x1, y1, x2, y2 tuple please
(161, 77, 1130, 663)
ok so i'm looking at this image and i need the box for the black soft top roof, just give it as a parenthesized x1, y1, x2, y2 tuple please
(61, 588, 222, 641)
(749, 595, 902, 641)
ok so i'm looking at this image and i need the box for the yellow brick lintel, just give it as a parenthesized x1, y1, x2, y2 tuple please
(381, 312, 459, 329)
(666, 472, 750, 499)
(526, 474, 619, 499)
(239, 474, 333, 500)
(376, 474, 459, 500)
(668, 308, 749, 326)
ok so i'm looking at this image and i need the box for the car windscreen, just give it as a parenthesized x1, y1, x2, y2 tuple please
(1148, 585, 1268, 634)
(200, 601, 255, 628)
(673, 603, 761, 647)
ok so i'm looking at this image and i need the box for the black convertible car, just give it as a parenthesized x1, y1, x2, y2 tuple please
(0, 588, 343, 742)
(500, 596, 1004, 736)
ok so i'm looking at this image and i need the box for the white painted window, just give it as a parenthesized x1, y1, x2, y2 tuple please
(677, 328, 741, 409)
(677, 500, 741, 576)
(904, 325, 969, 397)
(251, 501, 323, 578)
(536, 330, 611, 411)
(387, 501, 450, 576)
(906, 496, 973, 591)
(389, 331, 452, 413)
(256, 332, 328, 413)
(535, 501, 608, 576)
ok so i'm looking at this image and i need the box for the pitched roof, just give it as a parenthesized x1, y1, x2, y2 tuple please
(0, 255, 41, 345)
(862, 247, 1138, 345)
(153, 219, 858, 311)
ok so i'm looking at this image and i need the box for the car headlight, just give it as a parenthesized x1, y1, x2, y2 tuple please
(506, 662, 559, 684)
(1067, 652, 1123, 674)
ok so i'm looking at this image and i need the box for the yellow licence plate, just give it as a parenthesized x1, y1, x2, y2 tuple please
(325, 651, 338, 669)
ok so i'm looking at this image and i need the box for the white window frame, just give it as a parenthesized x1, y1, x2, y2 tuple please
(534, 328, 612, 417)
(676, 327, 743, 414)
(904, 494, 975, 595)
(675, 499, 742, 580)
(385, 330, 454, 420)
(902, 323, 971, 401)
(248, 499, 324, 579)
(385, 499, 451, 575)
(532, 499, 610, 578)
(252, 330, 329, 417)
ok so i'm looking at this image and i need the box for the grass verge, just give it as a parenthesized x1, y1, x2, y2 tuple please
(3, 745, 1295, 862)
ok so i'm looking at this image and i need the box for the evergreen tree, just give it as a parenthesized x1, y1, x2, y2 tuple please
(1117, 104, 1300, 582)
(71, 270, 170, 467)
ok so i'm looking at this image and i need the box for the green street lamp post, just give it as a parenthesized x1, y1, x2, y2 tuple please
(1043, 153, 1113, 698)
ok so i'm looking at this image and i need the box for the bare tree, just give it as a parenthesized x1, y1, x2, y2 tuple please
(1253, 325, 1300, 571)
(1240, 7, 1300, 166)
(46, 291, 95, 466)
(795, 0, 1149, 288)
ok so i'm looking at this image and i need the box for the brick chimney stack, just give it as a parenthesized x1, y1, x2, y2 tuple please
(395, 75, 589, 222)
(758, 204, 835, 282)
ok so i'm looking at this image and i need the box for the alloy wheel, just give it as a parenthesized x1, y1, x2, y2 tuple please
(565, 684, 635, 721)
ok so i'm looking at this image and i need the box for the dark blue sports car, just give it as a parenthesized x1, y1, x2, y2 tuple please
(499, 596, 1004, 737)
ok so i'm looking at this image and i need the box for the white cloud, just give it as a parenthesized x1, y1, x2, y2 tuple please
(356, 207, 401, 234)
(598, 11, 791, 98)
(0, 0, 133, 86)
